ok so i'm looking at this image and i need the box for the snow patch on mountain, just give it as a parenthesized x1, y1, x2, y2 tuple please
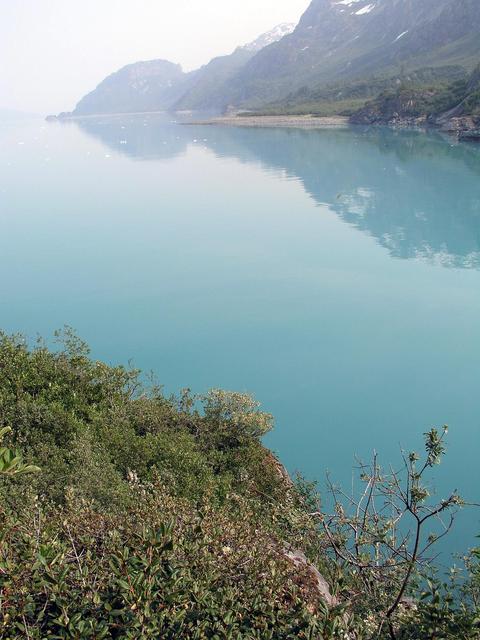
(241, 23, 296, 53)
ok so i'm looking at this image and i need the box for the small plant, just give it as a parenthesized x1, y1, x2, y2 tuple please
(319, 426, 463, 639)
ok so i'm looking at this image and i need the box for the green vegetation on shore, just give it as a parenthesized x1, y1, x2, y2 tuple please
(251, 66, 468, 117)
(350, 65, 480, 127)
(244, 65, 480, 128)
(1, 330, 480, 639)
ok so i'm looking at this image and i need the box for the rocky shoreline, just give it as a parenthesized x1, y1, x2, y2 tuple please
(183, 112, 480, 140)
(434, 115, 480, 141)
(349, 67, 480, 141)
(353, 112, 480, 139)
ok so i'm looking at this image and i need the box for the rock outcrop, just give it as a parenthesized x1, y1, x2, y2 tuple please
(350, 88, 432, 127)
(350, 64, 480, 136)
(285, 548, 339, 609)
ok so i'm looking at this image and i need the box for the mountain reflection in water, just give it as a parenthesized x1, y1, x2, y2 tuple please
(73, 115, 480, 270)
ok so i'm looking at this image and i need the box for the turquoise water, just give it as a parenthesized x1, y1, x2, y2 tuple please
(1, 114, 480, 557)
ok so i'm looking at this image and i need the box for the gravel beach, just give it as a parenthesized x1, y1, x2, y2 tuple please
(184, 115, 350, 128)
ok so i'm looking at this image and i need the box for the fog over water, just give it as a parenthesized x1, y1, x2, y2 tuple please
(0, 0, 308, 114)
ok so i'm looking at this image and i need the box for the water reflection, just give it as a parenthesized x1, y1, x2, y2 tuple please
(73, 115, 480, 269)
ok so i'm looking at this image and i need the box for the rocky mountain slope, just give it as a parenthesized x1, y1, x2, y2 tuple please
(227, 0, 480, 109)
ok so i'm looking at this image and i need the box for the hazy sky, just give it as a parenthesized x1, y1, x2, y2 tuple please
(0, 0, 309, 114)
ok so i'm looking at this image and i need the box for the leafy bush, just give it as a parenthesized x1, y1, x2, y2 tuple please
(0, 486, 326, 639)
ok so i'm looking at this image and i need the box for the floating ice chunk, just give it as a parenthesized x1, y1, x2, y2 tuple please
(355, 3, 375, 15)
(394, 30, 408, 42)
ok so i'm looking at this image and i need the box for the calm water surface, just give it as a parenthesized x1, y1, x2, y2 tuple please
(1, 114, 480, 557)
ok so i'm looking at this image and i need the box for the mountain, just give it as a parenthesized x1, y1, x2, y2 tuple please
(241, 23, 296, 54)
(225, 0, 480, 109)
(73, 60, 192, 116)
(173, 25, 295, 112)
(59, 1, 480, 119)
(69, 24, 295, 117)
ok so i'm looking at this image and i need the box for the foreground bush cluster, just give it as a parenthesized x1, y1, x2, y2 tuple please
(0, 330, 479, 639)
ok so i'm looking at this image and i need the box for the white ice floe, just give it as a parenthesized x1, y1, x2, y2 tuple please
(394, 30, 409, 42)
(355, 3, 375, 15)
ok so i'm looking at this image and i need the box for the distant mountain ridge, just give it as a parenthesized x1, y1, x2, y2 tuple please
(70, 24, 295, 117)
(74, 60, 190, 116)
(58, 0, 480, 119)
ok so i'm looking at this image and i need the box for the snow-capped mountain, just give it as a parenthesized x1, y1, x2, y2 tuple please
(173, 23, 296, 111)
(226, 0, 480, 108)
(241, 23, 296, 53)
